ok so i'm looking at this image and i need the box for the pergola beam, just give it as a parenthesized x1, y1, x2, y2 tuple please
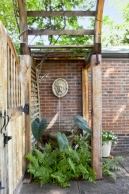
(18, 0, 28, 43)
(27, 10, 96, 17)
(28, 29, 95, 36)
(28, 45, 94, 49)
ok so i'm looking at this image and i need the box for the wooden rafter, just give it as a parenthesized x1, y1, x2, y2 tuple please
(28, 29, 95, 36)
(27, 10, 96, 17)
(28, 45, 94, 49)
(17, 0, 105, 57)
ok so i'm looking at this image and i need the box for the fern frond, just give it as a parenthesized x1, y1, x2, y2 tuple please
(102, 156, 124, 180)
(26, 153, 39, 169)
(44, 143, 52, 153)
(33, 148, 44, 165)
(68, 158, 75, 172)
(51, 172, 70, 187)
(103, 169, 116, 181)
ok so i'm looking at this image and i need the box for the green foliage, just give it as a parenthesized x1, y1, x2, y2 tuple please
(102, 15, 124, 46)
(56, 132, 69, 151)
(26, 0, 94, 45)
(74, 114, 92, 135)
(26, 135, 96, 187)
(0, 0, 20, 54)
(102, 156, 124, 180)
(32, 118, 47, 141)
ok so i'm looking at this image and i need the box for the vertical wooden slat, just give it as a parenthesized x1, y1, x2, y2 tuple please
(11, 54, 13, 108)
(19, 79, 21, 106)
(13, 58, 16, 107)
(82, 68, 89, 122)
(91, 54, 102, 179)
(15, 66, 18, 107)
(9, 48, 11, 108)
(8, 120, 14, 194)
(7, 45, 10, 108)
(18, 75, 20, 107)
(36, 68, 41, 119)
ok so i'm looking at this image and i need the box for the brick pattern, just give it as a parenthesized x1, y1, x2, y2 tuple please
(102, 59, 129, 149)
(39, 59, 129, 148)
(39, 60, 84, 132)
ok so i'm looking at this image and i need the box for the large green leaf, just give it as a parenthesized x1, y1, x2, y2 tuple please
(74, 114, 92, 135)
(32, 118, 47, 141)
(56, 132, 69, 151)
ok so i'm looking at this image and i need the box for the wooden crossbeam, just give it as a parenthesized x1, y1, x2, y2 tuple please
(27, 11, 96, 17)
(28, 29, 95, 36)
(28, 45, 94, 49)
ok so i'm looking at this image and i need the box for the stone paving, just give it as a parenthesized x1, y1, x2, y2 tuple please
(20, 151, 129, 194)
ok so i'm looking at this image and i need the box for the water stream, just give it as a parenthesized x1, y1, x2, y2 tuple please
(58, 97, 60, 131)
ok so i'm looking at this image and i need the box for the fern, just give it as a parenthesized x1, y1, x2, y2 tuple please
(102, 156, 124, 180)
(26, 135, 96, 188)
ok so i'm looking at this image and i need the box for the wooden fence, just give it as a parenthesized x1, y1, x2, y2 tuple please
(0, 21, 26, 194)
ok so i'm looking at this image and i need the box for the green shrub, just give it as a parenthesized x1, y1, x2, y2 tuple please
(26, 135, 96, 187)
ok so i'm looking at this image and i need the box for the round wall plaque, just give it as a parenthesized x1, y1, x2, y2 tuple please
(52, 78, 68, 97)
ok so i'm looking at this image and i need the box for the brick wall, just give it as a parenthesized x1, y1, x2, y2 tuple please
(39, 58, 129, 149)
(102, 59, 129, 149)
(39, 60, 84, 132)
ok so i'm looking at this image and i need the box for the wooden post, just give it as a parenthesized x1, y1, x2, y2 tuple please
(91, 54, 102, 179)
(82, 68, 89, 122)
(20, 55, 31, 155)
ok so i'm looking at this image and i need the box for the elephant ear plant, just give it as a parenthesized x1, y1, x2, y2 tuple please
(32, 117, 47, 147)
(74, 114, 92, 141)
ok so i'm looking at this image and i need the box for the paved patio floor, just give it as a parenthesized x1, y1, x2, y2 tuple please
(20, 150, 129, 194)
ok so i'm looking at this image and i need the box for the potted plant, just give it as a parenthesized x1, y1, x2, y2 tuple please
(102, 130, 118, 157)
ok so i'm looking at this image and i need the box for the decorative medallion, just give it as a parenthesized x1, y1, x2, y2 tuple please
(52, 78, 68, 97)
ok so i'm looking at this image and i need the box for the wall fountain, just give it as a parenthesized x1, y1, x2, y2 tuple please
(50, 78, 73, 146)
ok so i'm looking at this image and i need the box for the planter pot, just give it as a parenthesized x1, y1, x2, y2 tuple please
(102, 141, 112, 157)
(49, 130, 74, 147)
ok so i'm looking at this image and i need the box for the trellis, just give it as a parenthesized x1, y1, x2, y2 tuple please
(17, 0, 105, 179)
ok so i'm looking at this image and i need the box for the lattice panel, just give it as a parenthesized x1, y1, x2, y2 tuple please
(31, 67, 40, 122)
(7, 44, 21, 109)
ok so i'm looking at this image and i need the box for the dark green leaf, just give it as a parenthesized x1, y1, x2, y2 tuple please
(32, 118, 47, 141)
(74, 114, 92, 135)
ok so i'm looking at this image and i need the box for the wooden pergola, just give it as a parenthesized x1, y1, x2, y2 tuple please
(17, 0, 105, 179)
